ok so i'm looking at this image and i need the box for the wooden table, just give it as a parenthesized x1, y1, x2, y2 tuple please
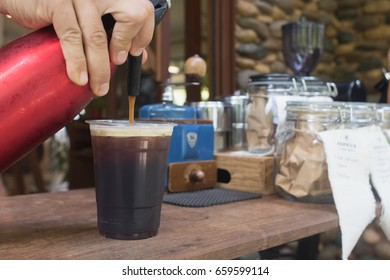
(0, 188, 339, 260)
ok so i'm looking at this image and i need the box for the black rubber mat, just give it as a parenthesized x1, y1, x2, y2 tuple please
(163, 188, 261, 207)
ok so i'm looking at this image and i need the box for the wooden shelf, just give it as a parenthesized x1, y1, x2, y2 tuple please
(0, 188, 338, 260)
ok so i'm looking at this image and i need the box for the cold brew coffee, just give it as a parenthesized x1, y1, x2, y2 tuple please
(88, 120, 174, 240)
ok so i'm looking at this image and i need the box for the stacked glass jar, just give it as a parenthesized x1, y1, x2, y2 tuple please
(246, 74, 337, 155)
(246, 74, 298, 154)
(274, 101, 379, 203)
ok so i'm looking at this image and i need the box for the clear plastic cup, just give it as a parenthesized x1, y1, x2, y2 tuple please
(87, 120, 175, 240)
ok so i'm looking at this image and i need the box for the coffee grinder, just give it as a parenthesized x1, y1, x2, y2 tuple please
(139, 55, 217, 192)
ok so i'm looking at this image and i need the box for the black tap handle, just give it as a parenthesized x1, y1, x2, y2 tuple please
(127, 0, 170, 96)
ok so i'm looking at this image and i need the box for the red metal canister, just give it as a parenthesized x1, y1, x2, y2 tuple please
(0, 0, 170, 173)
(0, 18, 115, 172)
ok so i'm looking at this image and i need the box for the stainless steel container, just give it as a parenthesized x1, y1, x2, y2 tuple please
(223, 95, 249, 150)
(191, 101, 232, 152)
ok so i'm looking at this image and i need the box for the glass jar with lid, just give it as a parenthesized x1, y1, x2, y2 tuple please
(245, 74, 338, 155)
(246, 74, 299, 154)
(274, 101, 344, 203)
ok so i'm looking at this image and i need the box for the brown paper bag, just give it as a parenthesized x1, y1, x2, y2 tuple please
(275, 127, 333, 203)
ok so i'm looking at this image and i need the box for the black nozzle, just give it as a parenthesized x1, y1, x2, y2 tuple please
(127, 53, 143, 97)
(127, 0, 170, 97)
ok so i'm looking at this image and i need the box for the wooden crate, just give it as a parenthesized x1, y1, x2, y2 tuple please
(215, 151, 275, 195)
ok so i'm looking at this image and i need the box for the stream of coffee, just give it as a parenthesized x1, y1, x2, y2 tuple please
(128, 96, 136, 123)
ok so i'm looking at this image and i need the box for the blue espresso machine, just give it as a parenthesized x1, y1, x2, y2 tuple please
(139, 85, 217, 192)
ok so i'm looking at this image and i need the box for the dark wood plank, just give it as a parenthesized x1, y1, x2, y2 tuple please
(209, 0, 236, 99)
(185, 0, 202, 102)
(0, 189, 338, 260)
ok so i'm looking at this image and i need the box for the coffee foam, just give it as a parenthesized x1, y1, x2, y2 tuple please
(87, 120, 175, 137)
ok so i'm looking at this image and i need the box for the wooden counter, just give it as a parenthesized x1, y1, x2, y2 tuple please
(0, 188, 338, 260)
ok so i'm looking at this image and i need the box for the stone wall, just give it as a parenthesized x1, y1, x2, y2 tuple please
(235, 0, 390, 102)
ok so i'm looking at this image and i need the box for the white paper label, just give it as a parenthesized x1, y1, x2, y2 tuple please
(318, 128, 376, 260)
(384, 129, 390, 142)
(359, 126, 390, 241)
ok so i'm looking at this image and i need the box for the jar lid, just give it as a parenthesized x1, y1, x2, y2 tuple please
(298, 76, 338, 97)
(285, 101, 343, 121)
(341, 102, 377, 124)
(286, 100, 344, 113)
(249, 73, 292, 83)
(248, 73, 299, 93)
(376, 104, 390, 123)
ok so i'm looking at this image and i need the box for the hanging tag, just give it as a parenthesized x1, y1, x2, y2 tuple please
(318, 128, 376, 259)
(360, 126, 390, 240)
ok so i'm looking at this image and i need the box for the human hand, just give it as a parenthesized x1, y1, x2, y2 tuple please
(0, 0, 155, 96)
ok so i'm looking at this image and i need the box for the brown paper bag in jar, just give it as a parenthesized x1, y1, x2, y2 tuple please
(246, 93, 274, 153)
(275, 126, 333, 203)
